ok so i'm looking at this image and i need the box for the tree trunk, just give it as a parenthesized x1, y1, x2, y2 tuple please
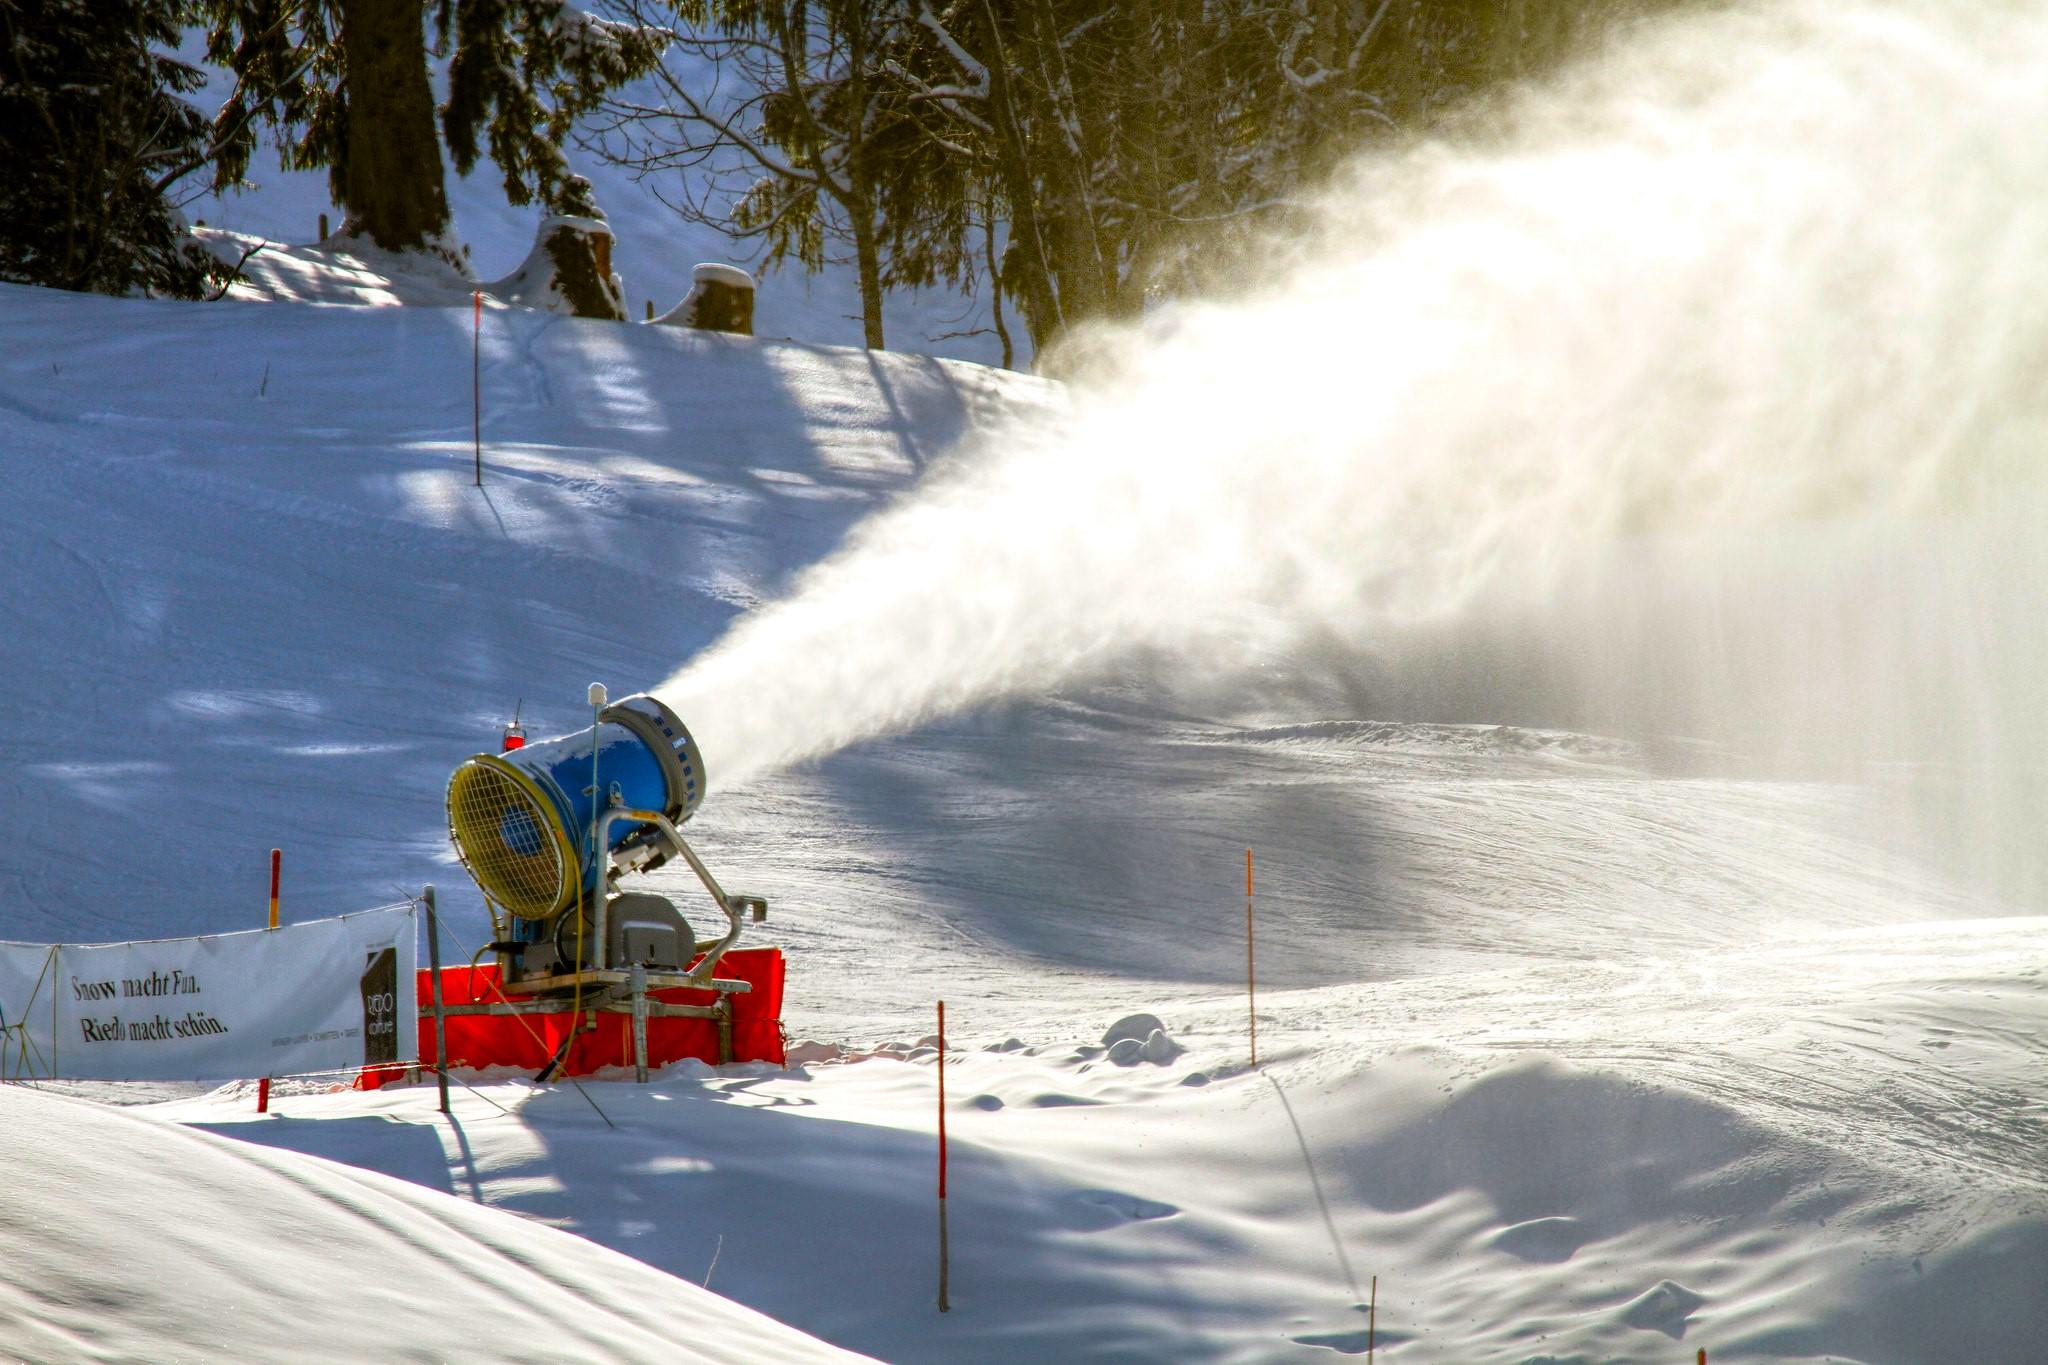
(851, 196, 885, 350)
(337, 0, 451, 253)
(987, 117, 1058, 347)
(843, 19, 884, 352)
(984, 205, 1014, 370)
(1026, 0, 1114, 326)
(976, 0, 1061, 349)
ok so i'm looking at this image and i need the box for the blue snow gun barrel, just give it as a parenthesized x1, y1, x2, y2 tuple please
(445, 693, 704, 920)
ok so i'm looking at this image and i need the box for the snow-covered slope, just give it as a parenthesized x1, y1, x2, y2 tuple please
(5, 273, 2043, 1362)
(0, 281, 1044, 947)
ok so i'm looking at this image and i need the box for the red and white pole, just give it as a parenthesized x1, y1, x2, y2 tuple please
(937, 999, 950, 1312)
(256, 848, 281, 1112)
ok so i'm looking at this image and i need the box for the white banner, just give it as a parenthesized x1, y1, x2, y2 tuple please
(0, 906, 416, 1081)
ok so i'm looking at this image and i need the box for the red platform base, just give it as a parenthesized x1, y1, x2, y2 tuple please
(358, 948, 785, 1088)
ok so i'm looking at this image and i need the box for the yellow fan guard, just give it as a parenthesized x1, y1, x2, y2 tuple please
(446, 756, 577, 920)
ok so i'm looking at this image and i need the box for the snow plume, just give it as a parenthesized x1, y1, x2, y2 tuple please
(659, 0, 2048, 898)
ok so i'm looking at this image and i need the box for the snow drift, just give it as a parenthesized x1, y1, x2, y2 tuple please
(0, 1085, 868, 1362)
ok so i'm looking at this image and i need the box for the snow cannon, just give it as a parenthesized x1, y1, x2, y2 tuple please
(446, 686, 764, 989)
(448, 692, 702, 920)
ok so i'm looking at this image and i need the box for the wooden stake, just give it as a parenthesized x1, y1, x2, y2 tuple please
(937, 999, 951, 1312)
(1246, 848, 1257, 1068)
(1368, 1273, 1376, 1362)
(256, 848, 281, 1113)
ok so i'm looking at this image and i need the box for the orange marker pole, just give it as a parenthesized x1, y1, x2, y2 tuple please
(937, 999, 951, 1312)
(1246, 848, 1257, 1068)
(256, 848, 281, 1113)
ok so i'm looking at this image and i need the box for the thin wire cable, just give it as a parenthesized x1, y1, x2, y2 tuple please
(0, 947, 57, 1081)
(435, 914, 614, 1130)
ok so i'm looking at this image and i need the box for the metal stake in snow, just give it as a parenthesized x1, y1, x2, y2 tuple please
(256, 847, 281, 1113)
(937, 998, 951, 1313)
(1246, 848, 1258, 1068)
(423, 884, 450, 1115)
(472, 291, 483, 487)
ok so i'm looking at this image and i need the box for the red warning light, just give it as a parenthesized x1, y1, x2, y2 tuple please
(502, 722, 526, 752)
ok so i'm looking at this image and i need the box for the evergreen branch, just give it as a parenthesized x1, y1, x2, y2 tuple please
(204, 237, 270, 300)
(149, 40, 325, 197)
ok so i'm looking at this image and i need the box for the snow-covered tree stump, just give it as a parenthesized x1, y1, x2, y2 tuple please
(655, 263, 756, 335)
(494, 216, 625, 320)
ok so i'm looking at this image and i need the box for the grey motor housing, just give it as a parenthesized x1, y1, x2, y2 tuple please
(606, 892, 697, 971)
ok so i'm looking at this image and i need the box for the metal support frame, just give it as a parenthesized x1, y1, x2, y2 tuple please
(630, 962, 650, 1082)
(425, 944, 752, 1080)
(425, 976, 742, 1067)
(588, 805, 745, 989)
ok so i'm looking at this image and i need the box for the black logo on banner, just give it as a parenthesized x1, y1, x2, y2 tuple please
(361, 947, 398, 1065)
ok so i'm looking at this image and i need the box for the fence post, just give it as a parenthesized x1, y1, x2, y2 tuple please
(423, 885, 450, 1115)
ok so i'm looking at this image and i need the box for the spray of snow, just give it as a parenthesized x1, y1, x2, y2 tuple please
(657, 0, 2048, 900)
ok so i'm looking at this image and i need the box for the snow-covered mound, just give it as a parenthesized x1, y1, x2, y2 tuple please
(199, 219, 625, 318)
(198, 228, 480, 307)
(155, 918, 2048, 1363)
(0, 1085, 869, 1362)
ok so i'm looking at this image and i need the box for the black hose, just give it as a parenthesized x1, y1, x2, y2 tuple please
(533, 1026, 577, 1085)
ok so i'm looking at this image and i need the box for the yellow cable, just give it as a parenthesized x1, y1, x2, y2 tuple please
(570, 879, 585, 1031)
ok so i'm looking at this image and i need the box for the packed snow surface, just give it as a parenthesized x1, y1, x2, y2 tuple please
(5, 0, 2048, 1360)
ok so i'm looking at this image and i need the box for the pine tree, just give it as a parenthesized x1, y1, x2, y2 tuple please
(0, 0, 237, 298)
(903, 0, 1681, 356)
(594, 0, 967, 350)
(203, 0, 663, 262)
(593, 0, 1681, 358)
